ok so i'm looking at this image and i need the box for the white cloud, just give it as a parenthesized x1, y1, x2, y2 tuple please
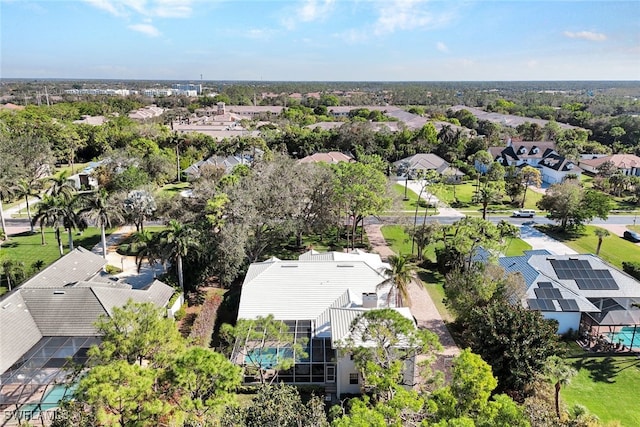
(84, 0, 192, 18)
(152, 0, 192, 18)
(436, 41, 448, 53)
(563, 31, 607, 42)
(84, 0, 125, 17)
(374, 0, 454, 35)
(128, 23, 161, 37)
(282, 0, 335, 29)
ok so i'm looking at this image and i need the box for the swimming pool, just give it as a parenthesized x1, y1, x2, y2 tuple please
(18, 383, 76, 416)
(607, 326, 640, 350)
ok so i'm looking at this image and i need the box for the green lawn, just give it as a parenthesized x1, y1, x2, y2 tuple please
(563, 355, 640, 426)
(503, 237, 532, 256)
(539, 225, 640, 269)
(431, 181, 543, 212)
(392, 183, 424, 211)
(158, 182, 190, 197)
(0, 227, 107, 292)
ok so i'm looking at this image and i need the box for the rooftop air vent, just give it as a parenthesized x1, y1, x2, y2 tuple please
(2, 303, 12, 309)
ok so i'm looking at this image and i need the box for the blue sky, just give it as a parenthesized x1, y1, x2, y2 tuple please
(2, 0, 639, 81)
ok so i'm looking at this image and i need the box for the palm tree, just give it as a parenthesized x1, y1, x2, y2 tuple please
(43, 170, 76, 200)
(12, 178, 41, 234)
(520, 166, 542, 208)
(160, 220, 201, 293)
(544, 355, 577, 419)
(2, 258, 25, 292)
(594, 228, 611, 256)
(379, 254, 413, 307)
(79, 189, 123, 259)
(0, 177, 14, 238)
(132, 229, 160, 274)
(61, 195, 87, 252)
(476, 183, 503, 220)
(32, 194, 65, 254)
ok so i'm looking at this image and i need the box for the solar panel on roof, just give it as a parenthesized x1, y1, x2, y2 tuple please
(528, 299, 541, 310)
(538, 282, 553, 288)
(558, 299, 580, 312)
(538, 299, 557, 311)
(534, 288, 563, 299)
(575, 278, 619, 290)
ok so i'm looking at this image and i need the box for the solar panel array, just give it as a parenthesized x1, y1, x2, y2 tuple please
(558, 299, 580, 312)
(534, 287, 562, 299)
(527, 298, 580, 312)
(528, 280, 581, 312)
(528, 299, 556, 311)
(550, 259, 619, 290)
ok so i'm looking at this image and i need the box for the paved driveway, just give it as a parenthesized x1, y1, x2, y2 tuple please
(519, 225, 578, 255)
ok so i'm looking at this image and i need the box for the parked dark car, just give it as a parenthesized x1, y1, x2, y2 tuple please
(623, 230, 640, 243)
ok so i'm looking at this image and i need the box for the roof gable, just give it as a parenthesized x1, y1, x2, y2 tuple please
(21, 247, 107, 289)
(0, 292, 43, 373)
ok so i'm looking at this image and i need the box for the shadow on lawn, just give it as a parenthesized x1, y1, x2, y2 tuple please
(570, 354, 640, 384)
(571, 356, 619, 384)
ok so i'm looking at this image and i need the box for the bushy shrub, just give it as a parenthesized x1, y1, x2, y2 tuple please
(105, 265, 123, 275)
(622, 261, 640, 280)
(174, 303, 187, 321)
(189, 294, 223, 347)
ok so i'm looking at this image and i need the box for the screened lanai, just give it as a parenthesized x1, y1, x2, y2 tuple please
(581, 306, 640, 352)
(0, 336, 99, 421)
(231, 319, 337, 384)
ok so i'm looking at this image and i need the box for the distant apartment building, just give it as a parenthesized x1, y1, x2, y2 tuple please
(172, 83, 202, 95)
(64, 88, 132, 96)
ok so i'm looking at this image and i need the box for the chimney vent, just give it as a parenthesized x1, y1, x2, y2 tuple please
(362, 293, 377, 309)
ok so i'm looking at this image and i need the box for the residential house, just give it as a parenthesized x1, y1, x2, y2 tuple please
(233, 250, 419, 399)
(184, 154, 253, 179)
(128, 105, 164, 120)
(499, 250, 640, 340)
(298, 152, 355, 164)
(393, 153, 464, 182)
(0, 248, 177, 415)
(579, 154, 640, 176)
(487, 140, 581, 183)
(538, 152, 581, 184)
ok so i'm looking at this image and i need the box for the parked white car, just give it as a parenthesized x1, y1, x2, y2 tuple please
(512, 209, 536, 218)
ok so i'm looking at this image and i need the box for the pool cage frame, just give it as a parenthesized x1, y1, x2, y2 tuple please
(579, 308, 640, 352)
(230, 319, 337, 385)
(0, 336, 97, 425)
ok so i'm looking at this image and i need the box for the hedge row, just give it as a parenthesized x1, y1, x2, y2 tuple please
(188, 293, 223, 347)
(622, 261, 640, 281)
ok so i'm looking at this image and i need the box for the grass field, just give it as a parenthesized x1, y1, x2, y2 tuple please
(539, 225, 640, 269)
(431, 180, 543, 212)
(563, 355, 640, 426)
(0, 227, 107, 292)
(503, 237, 532, 256)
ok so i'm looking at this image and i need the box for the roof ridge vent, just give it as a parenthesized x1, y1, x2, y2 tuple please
(53, 290, 66, 295)
(337, 264, 354, 267)
(281, 265, 299, 268)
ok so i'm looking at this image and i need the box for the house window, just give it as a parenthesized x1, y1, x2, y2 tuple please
(349, 373, 359, 384)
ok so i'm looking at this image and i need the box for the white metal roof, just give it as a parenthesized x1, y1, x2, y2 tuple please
(237, 259, 388, 321)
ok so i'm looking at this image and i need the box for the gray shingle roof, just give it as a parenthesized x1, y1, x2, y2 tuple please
(21, 247, 107, 289)
(0, 292, 43, 373)
(92, 280, 175, 316)
(20, 288, 108, 336)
